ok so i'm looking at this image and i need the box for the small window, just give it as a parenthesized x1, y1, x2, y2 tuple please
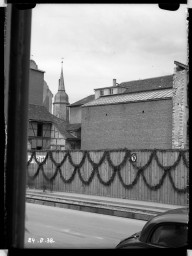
(150, 224, 188, 248)
(37, 123, 43, 137)
(109, 88, 113, 95)
(100, 90, 104, 96)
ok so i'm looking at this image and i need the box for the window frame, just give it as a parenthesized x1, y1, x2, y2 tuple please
(147, 222, 188, 248)
(100, 89, 104, 96)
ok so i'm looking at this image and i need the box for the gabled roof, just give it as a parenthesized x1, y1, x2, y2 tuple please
(83, 88, 173, 107)
(119, 75, 173, 94)
(69, 94, 95, 107)
(28, 104, 53, 122)
(28, 104, 77, 140)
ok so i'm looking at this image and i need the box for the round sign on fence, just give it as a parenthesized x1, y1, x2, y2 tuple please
(131, 153, 137, 162)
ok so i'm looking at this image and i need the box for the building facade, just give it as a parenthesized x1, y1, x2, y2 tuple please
(81, 89, 173, 150)
(29, 59, 53, 112)
(80, 61, 188, 150)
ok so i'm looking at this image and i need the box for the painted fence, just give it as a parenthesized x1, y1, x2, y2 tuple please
(27, 149, 189, 206)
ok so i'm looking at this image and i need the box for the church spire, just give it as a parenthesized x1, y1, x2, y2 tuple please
(53, 58, 69, 121)
(58, 58, 65, 91)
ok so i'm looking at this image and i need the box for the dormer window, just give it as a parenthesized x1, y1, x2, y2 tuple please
(100, 90, 104, 96)
(109, 88, 113, 95)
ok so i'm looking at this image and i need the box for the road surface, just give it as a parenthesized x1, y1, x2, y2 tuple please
(25, 203, 146, 249)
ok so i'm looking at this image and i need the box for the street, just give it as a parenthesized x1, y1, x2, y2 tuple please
(25, 203, 146, 249)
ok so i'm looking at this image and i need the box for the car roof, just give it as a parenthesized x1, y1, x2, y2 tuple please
(140, 207, 188, 243)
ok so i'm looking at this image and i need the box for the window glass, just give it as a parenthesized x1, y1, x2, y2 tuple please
(150, 224, 188, 248)
(37, 123, 43, 137)
(43, 123, 51, 137)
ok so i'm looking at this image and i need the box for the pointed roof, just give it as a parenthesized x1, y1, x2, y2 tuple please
(54, 60, 69, 104)
(58, 60, 65, 91)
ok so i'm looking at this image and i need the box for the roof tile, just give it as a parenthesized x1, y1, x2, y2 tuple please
(119, 75, 173, 93)
(83, 88, 173, 107)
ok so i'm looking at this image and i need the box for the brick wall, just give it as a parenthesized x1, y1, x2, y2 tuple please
(81, 99, 173, 150)
(172, 70, 188, 148)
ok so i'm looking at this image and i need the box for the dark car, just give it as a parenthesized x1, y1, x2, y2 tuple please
(116, 207, 188, 249)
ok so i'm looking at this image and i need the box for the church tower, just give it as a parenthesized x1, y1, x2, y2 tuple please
(53, 60, 69, 121)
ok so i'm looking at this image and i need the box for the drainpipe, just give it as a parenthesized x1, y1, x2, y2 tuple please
(5, 4, 32, 248)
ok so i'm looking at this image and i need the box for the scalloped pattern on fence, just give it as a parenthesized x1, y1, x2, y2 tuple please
(27, 149, 189, 205)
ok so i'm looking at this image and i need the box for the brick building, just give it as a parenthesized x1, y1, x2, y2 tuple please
(78, 61, 188, 150)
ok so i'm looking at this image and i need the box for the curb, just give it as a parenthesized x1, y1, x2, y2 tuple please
(26, 193, 164, 221)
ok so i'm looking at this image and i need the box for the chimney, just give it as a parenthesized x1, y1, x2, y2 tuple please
(113, 79, 116, 87)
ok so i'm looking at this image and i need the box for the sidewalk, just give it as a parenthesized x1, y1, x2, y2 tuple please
(26, 189, 185, 221)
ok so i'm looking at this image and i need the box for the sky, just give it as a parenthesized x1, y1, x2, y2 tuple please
(30, 4, 188, 104)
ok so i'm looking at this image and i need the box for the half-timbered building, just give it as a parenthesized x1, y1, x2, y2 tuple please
(28, 104, 80, 150)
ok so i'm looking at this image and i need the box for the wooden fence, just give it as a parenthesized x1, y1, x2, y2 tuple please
(27, 149, 189, 206)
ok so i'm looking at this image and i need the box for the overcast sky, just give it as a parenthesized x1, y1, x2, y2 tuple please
(30, 4, 188, 104)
